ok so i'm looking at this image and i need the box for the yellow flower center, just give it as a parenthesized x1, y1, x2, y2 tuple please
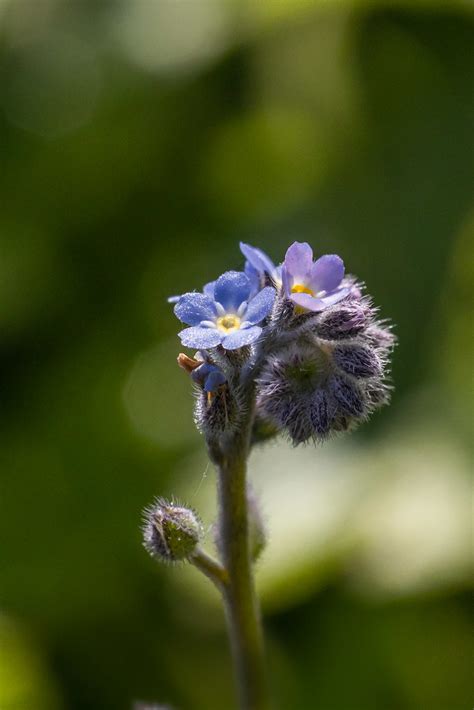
(291, 283, 314, 296)
(216, 314, 241, 333)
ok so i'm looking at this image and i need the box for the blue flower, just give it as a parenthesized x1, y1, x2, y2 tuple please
(191, 361, 227, 392)
(240, 242, 282, 294)
(281, 241, 349, 312)
(174, 271, 276, 350)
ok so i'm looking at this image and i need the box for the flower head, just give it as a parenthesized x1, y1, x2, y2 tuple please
(282, 241, 349, 312)
(174, 271, 276, 351)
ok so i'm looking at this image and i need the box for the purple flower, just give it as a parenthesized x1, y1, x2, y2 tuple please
(191, 361, 227, 392)
(281, 241, 349, 312)
(174, 271, 276, 351)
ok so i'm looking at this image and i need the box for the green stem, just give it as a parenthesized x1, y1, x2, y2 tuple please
(190, 547, 228, 590)
(213, 421, 270, 710)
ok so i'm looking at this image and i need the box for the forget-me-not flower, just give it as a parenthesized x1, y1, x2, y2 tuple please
(174, 271, 276, 350)
(282, 241, 349, 312)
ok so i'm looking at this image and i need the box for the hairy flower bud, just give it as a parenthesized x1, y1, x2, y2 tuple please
(329, 374, 364, 416)
(142, 499, 202, 563)
(332, 343, 381, 378)
(310, 388, 335, 437)
(315, 301, 368, 340)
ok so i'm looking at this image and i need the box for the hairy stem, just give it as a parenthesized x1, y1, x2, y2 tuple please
(190, 547, 228, 590)
(211, 412, 270, 710)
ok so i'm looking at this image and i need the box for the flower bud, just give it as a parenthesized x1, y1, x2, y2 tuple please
(142, 499, 202, 563)
(314, 301, 368, 340)
(329, 374, 364, 417)
(333, 343, 381, 378)
(310, 388, 335, 437)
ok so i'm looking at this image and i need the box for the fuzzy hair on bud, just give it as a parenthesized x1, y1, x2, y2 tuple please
(142, 498, 202, 563)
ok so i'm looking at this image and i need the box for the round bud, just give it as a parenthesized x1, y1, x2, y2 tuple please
(142, 499, 202, 563)
(315, 302, 368, 340)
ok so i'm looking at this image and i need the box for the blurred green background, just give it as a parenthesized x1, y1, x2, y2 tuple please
(0, 1, 472, 709)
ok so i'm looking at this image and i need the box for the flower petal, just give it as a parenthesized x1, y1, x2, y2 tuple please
(281, 263, 292, 296)
(290, 287, 349, 312)
(309, 254, 344, 293)
(178, 326, 222, 349)
(244, 262, 262, 298)
(191, 362, 213, 384)
(202, 281, 215, 299)
(284, 241, 313, 280)
(290, 292, 326, 311)
(221, 325, 262, 350)
(244, 286, 276, 325)
(174, 293, 217, 326)
(240, 242, 276, 277)
(214, 271, 251, 311)
(318, 287, 350, 307)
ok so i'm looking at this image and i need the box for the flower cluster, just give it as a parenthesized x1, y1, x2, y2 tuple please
(172, 241, 395, 444)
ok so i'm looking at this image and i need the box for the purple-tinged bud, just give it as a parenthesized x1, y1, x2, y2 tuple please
(314, 302, 368, 341)
(285, 398, 315, 445)
(142, 499, 202, 563)
(310, 388, 335, 436)
(329, 375, 364, 417)
(333, 344, 381, 378)
(256, 344, 336, 445)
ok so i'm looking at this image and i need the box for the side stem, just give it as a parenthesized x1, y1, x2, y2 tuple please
(212, 421, 270, 710)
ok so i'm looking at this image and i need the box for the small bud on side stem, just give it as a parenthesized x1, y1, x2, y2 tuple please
(142, 499, 202, 563)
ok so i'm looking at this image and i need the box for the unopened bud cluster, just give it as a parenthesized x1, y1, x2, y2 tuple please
(257, 293, 394, 444)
